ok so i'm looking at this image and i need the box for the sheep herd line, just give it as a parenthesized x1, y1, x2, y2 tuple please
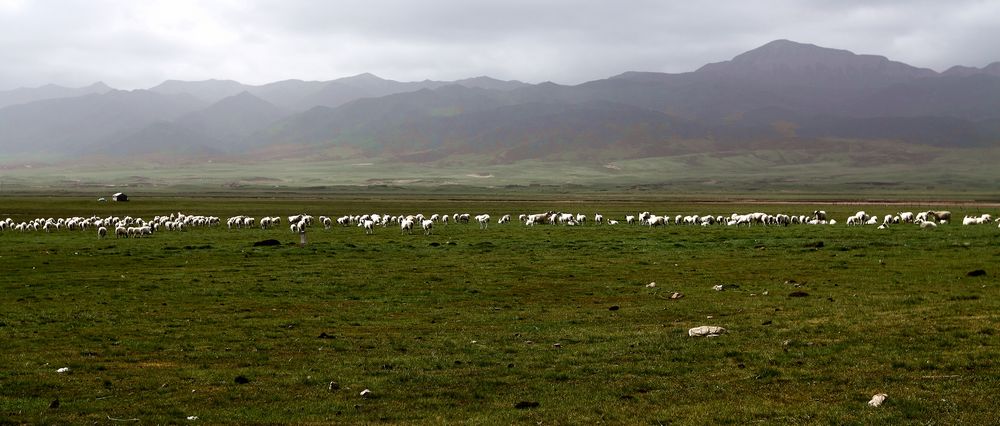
(1, 209, 997, 240)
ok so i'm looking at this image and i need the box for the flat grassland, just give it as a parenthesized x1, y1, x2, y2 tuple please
(1, 195, 998, 424)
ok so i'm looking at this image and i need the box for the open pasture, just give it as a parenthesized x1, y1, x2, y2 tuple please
(1, 195, 999, 424)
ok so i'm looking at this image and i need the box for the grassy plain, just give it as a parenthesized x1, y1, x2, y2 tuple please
(1, 194, 998, 424)
(4, 145, 1000, 199)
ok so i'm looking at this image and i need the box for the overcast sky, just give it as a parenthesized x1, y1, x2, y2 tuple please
(1, 0, 998, 90)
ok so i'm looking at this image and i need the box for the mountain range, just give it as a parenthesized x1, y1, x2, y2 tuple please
(1, 39, 998, 165)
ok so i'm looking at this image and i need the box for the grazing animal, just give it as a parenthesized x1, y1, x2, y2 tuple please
(475, 214, 490, 229)
(421, 219, 434, 235)
(928, 210, 952, 223)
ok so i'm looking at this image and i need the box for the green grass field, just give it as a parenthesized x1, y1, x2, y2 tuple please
(4, 146, 1000, 199)
(1, 195, 998, 424)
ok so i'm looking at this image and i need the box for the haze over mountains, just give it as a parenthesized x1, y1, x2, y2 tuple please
(1, 39, 998, 165)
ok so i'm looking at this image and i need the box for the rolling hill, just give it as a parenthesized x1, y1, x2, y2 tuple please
(0, 39, 998, 169)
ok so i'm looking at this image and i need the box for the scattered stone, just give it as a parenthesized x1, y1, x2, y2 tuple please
(967, 269, 987, 277)
(761, 320, 773, 326)
(669, 292, 684, 299)
(317, 332, 335, 339)
(360, 389, 372, 398)
(712, 285, 724, 291)
(56, 367, 70, 373)
(187, 416, 199, 421)
(646, 282, 656, 288)
(552, 342, 562, 348)
(688, 326, 726, 337)
(514, 401, 540, 409)
(328, 381, 340, 391)
(234, 375, 250, 384)
(788, 291, 809, 298)
(252, 239, 281, 247)
(49, 399, 59, 409)
(868, 393, 887, 407)
(609, 305, 620, 311)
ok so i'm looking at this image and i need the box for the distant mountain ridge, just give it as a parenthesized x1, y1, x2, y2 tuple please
(0, 82, 112, 109)
(0, 39, 998, 165)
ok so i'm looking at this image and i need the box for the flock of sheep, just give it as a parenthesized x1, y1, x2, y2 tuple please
(0, 209, 997, 240)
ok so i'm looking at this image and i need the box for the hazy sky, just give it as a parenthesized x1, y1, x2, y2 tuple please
(1, 0, 998, 90)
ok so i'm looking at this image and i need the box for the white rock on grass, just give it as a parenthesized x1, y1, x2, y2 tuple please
(646, 282, 656, 288)
(688, 326, 726, 337)
(712, 285, 724, 291)
(868, 393, 887, 407)
(56, 367, 70, 373)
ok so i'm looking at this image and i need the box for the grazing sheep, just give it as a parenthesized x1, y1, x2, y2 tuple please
(362, 220, 375, 235)
(607, 219, 619, 225)
(928, 210, 952, 223)
(97, 226, 107, 239)
(421, 219, 434, 235)
(920, 221, 938, 229)
(475, 214, 490, 229)
(400, 219, 414, 234)
(498, 214, 511, 224)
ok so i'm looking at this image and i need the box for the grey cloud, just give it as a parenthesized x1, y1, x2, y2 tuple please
(0, 1, 997, 90)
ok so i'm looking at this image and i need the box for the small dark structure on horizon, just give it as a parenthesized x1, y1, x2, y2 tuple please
(112, 192, 129, 202)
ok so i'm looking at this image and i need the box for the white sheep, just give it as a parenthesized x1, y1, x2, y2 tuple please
(400, 219, 414, 234)
(476, 214, 490, 229)
(97, 226, 107, 239)
(422, 219, 434, 235)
